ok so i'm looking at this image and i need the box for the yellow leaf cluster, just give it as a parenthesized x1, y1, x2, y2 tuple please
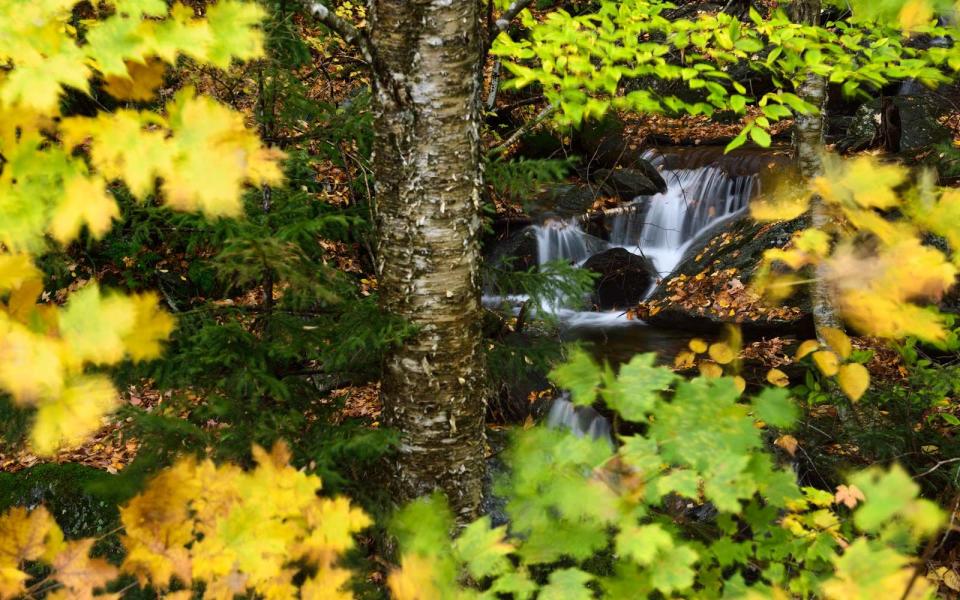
(755, 155, 959, 343)
(0, 280, 174, 454)
(0, 443, 370, 599)
(0, 506, 118, 600)
(0, 0, 281, 456)
(120, 442, 371, 598)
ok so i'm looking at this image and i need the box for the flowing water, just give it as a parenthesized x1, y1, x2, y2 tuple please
(486, 146, 787, 439)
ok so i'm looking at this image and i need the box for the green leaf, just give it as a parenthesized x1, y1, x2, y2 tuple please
(750, 126, 772, 147)
(657, 469, 700, 500)
(549, 348, 601, 407)
(602, 352, 676, 421)
(616, 523, 673, 565)
(752, 388, 797, 428)
(454, 517, 513, 579)
(539, 568, 594, 600)
(650, 545, 698, 594)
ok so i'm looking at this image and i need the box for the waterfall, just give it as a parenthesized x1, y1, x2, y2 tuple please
(545, 395, 613, 445)
(609, 158, 757, 278)
(532, 219, 597, 266)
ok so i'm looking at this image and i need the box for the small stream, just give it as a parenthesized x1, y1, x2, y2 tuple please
(485, 146, 789, 438)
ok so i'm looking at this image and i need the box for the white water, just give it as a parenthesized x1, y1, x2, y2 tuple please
(488, 150, 761, 440)
(608, 157, 756, 278)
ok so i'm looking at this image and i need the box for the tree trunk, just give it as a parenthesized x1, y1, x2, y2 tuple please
(369, 0, 487, 522)
(792, 0, 843, 335)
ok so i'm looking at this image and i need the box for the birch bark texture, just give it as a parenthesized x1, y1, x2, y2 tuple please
(369, 0, 488, 522)
(791, 0, 844, 335)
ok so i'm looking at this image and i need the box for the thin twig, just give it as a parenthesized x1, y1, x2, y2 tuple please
(913, 457, 960, 479)
(488, 104, 557, 156)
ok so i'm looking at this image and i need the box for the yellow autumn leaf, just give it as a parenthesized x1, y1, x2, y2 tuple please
(388, 554, 443, 600)
(0, 316, 65, 403)
(837, 363, 869, 402)
(688, 338, 708, 354)
(899, 0, 935, 31)
(0, 254, 40, 292)
(103, 58, 167, 101)
(58, 284, 137, 366)
(733, 375, 746, 394)
(50, 175, 120, 244)
(699, 361, 723, 378)
(31, 376, 119, 455)
(301, 567, 355, 600)
(51, 539, 119, 598)
(0, 567, 29, 600)
(674, 349, 696, 369)
(121, 293, 175, 362)
(795, 339, 820, 360)
(6, 278, 43, 323)
(812, 350, 839, 377)
(708, 342, 735, 365)
(162, 89, 284, 217)
(815, 155, 907, 210)
(0, 506, 60, 567)
(767, 368, 789, 387)
(820, 327, 851, 360)
(750, 186, 810, 221)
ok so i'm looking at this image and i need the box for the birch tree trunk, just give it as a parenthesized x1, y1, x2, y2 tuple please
(369, 0, 487, 522)
(792, 0, 843, 334)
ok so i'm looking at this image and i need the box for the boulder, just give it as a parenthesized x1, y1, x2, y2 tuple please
(592, 166, 667, 200)
(837, 94, 951, 154)
(583, 248, 657, 310)
(535, 183, 608, 219)
(488, 226, 538, 273)
(638, 216, 813, 335)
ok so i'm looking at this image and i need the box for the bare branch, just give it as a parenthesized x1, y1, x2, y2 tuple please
(488, 103, 556, 156)
(300, 1, 376, 64)
(495, 0, 535, 31)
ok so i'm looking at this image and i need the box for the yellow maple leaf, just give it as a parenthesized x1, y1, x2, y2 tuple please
(297, 497, 372, 564)
(121, 293, 175, 362)
(31, 375, 120, 455)
(0, 566, 29, 600)
(0, 316, 65, 404)
(51, 539, 119, 598)
(301, 567, 355, 600)
(388, 554, 443, 600)
(49, 175, 120, 244)
(0, 506, 60, 567)
(6, 278, 44, 323)
(58, 284, 137, 366)
(161, 89, 284, 217)
(0, 254, 40, 292)
(688, 338, 708, 354)
(103, 58, 167, 101)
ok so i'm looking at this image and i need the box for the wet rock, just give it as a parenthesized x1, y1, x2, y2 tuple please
(837, 94, 950, 154)
(535, 183, 608, 219)
(592, 166, 667, 200)
(583, 248, 657, 310)
(641, 216, 814, 335)
(488, 226, 538, 273)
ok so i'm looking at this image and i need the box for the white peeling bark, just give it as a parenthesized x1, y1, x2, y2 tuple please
(792, 0, 843, 336)
(369, 0, 487, 522)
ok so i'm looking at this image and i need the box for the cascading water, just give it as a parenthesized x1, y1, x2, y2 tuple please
(533, 219, 598, 266)
(609, 153, 757, 279)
